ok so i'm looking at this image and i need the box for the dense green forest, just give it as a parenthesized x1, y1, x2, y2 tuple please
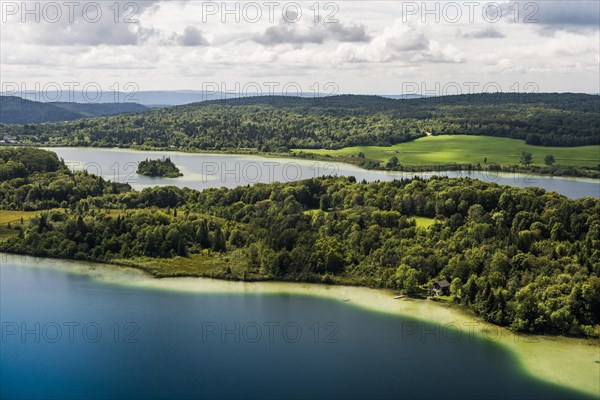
(137, 157, 182, 178)
(0, 147, 130, 210)
(1, 148, 599, 337)
(1, 94, 598, 150)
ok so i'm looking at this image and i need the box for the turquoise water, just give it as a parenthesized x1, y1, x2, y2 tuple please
(0, 257, 593, 400)
(46, 147, 599, 199)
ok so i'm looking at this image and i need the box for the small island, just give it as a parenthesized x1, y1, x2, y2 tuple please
(137, 157, 183, 178)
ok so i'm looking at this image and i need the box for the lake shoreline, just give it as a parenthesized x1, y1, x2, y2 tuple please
(6, 141, 598, 180)
(33, 145, 600, 200)
(290, 150, 600, 179)
(2, 252, 598, 397)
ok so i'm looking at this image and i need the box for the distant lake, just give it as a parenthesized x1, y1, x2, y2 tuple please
(1, 256, 594, 400)
(46, 147, 599, 199)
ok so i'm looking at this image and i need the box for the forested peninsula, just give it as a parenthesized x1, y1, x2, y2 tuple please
(1, 147, 598, 337)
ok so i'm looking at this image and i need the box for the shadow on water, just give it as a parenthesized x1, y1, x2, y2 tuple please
(0, 262, 596, 400)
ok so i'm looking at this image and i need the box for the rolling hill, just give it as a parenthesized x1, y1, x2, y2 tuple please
(0, 93, 598, 149)
(0, 96, 148, 124)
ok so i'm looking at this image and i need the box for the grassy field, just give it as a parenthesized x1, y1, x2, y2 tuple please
(113, 251, 249, 278)
(304, 209, 436, 228)
(411, 216, 437, 228)
(293, 136, 600, 168)
(0, 210, 46, 240)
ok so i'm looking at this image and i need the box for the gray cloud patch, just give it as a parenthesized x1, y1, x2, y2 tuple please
(255, 25, 324, 45)
(463, 27, 505, 39)
(34, 22, 138, 46)
(328, 23, 371, 42)
(176, 27, 208, 46)
(19, 0, 163, 46)
(503, 1, 600, 28)
(254, 22, 370, 46)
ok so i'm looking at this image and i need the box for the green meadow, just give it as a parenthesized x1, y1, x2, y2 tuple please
(294, 135, 600, 168)
(411, 216, 437, 228)
(0, 210, 48, 240)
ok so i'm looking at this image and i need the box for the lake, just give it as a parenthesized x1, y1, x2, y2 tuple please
(46, 147, 599, 199)
(1, 255, 595, 400)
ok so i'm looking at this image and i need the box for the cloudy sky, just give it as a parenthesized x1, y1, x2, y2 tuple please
(1, 0, 599, 95)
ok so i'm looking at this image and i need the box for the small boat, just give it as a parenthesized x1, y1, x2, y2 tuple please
(342, 298, 351, 302)
(393, 295, 406, 299)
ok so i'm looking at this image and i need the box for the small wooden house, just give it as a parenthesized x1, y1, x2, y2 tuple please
(433, 279, 450, 296)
